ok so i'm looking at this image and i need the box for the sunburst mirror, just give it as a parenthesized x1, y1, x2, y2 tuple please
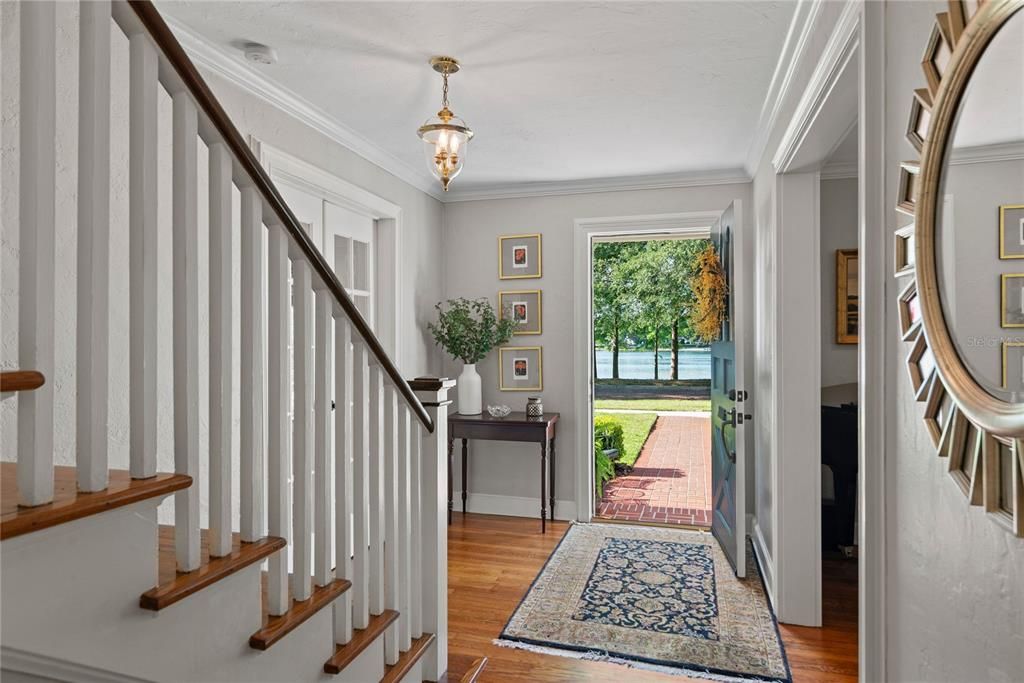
(898, 0, 1024, 536)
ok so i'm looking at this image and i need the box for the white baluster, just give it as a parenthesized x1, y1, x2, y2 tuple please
(267, 223, 292, 615)
(333, 317, 354, 644)
(293, 259, 315, 601)
(397, 404, 412, 652)
(383, 385, 399, 665)
(208, 143, 233, 557)
(76, 0, 111, 493)
(172, 92, 200, 572)
(17, 0, 56, 507)
(414, 379, 455, 681)
(410, 421, 423, 640)
(128, 31, 159, 481)
(314, 288, 334, 586)
(351, 341, 371, 629)
(240, 188, 265, 542)
(368, 364, 385, 615)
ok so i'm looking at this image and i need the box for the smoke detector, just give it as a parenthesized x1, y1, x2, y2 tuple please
(242, 42, 277, 65)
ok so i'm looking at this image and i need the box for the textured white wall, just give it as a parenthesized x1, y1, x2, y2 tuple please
(0, 3, 443, 528)
(883, 2, 1024, 680)
(819, 177, 859, 388)
(441, 183, 751, 514)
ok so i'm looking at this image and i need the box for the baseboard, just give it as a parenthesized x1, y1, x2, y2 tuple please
(451, 492, 577, 521)
(1, 646, 151, 683)
(750, 516, 777, 609)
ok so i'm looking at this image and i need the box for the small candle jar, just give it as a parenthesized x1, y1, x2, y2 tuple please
(526, 396, 543, 417)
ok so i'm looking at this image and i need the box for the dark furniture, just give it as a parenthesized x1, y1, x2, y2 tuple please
(447, 412, 559, 533)
(821, 403, 858, 549)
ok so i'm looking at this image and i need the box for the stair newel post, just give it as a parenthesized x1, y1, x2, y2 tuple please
(314, 286, 335, 587)
(239, 188, 266, 543)
(397, 404, 413, 653)
(368, 363, 386, 616)
(76, 0, 111, 494)
(383, 383, 400, 665)
(171, 90, 200, 572)
(412, 377, 456, 681)
(17, 0, 56, 507)
(208, 142, 234, 558)
(333, 316, 355, 644)
(267, 222, 292, 616)
(352, 340, 372, 629)
(293, 258, 316, 602)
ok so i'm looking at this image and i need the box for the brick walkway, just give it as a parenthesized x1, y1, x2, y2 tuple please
(596, 415, 711, 527)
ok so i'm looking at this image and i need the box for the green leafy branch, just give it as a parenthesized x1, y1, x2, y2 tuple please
(427, 297, 517, 364)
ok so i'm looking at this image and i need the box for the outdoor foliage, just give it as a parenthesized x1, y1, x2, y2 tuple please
(594, 414, 626, 454)
(592, 239, 714, 378)
(427, 297, 517, 364)
(593, 412, 658, 493)
(690, 243, 729, 343)
(594, 443, 615, 498)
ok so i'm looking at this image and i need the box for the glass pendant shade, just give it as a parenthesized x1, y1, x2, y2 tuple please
(418, 110, 472, 192)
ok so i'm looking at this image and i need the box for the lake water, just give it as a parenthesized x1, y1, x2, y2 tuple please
(595, 349, 711, 380)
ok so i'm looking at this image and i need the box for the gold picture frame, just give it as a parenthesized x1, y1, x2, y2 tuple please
(835, 249, 859, 344)
(499, 234, 543, 279)
(998, 204, 1024, 259)
(1002, 341, 1024, 391)
(498, 346, 543, 391)
(1000, 274, 1024, 328)
(498, 290, 542, 335)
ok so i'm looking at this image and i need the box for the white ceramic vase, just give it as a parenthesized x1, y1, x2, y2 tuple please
(458, 363, 483, 415)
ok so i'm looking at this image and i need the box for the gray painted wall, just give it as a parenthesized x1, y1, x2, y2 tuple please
(884, 2, 1024, 680)
(441, 184, 751, 517)
(820, 177, 859, 388)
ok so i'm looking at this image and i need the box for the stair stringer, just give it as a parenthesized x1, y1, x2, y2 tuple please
(1, 499, 385, 682)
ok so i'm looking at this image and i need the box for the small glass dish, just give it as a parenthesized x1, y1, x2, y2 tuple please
(486, 404, 512, 418)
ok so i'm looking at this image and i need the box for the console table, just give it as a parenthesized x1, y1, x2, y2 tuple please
(448, 412, 559, 533)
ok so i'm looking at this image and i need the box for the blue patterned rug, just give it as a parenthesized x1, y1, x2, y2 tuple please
(497, 524, 791, 682)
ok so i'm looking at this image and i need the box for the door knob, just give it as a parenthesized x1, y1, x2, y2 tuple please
(728, 389, 748, 401)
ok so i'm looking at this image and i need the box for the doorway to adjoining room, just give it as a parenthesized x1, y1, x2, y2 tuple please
(591, 237, 713, 528)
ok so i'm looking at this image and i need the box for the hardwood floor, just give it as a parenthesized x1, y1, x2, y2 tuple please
(447, 513, 857, 682)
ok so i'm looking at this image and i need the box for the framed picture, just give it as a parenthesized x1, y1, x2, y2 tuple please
(499, 234, 542, 279)
(499, 346, 543, 391)
(1004, 341, 1024, 392)
(1001, 274, 1024, 328)
(498, 290, 542, 335)
(999, 205, 1024, 259)
(836, 249, 859, 344)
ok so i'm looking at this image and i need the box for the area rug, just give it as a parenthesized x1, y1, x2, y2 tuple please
(497, 523, 791, 682)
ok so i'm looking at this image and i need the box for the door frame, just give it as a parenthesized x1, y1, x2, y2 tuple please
(250, 137, 406, 368)
(572, 211, 723, 522)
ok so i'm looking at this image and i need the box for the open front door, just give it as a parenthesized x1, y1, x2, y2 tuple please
(710, 201, 747, 577)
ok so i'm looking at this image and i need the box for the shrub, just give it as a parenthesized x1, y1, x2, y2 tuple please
(594, 442, 615, 498)
(593, 415, 625, 498)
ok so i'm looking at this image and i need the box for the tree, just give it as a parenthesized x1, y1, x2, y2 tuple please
(592, 242, 642, 379)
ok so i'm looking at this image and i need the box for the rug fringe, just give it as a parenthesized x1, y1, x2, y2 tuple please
(492, 638, 786, 683)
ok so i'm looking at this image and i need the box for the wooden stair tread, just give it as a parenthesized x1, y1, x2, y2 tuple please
(0, 370, 45, 392)
(437, 655, 487, 683)
(249, 575, 352, 650)
(141, 525, 286, 610)
(381, 633, 436, 683)
(323, 609, 399, 674)
(1, 464, 191, 541)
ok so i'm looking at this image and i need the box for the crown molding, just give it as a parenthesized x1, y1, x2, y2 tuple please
(949, 141, 1024, 166)
(743, 0, 826, 175)
(443, 168, 750, 203)
(164, 18, 445, 202)
(820, 161, 858, 179)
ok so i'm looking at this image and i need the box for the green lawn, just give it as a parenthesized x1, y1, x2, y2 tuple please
(594, 411, 657, 468)
(594, 398, 711, 412)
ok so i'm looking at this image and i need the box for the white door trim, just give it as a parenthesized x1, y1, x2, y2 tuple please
(251, 137, 405, 368)
(572, 211, 722, 522)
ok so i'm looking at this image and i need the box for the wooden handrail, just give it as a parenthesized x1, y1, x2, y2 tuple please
(123, 1, 433, 433)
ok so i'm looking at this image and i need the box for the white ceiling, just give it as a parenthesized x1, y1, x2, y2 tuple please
(159, 1, 796, 197)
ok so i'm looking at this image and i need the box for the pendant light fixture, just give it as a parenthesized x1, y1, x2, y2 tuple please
(417, 56, 473, 192)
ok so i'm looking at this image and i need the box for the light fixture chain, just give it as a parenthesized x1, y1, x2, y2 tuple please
(442, 72, 449, 109)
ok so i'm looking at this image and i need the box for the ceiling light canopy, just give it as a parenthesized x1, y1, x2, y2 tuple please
(417, 56, 473, 192)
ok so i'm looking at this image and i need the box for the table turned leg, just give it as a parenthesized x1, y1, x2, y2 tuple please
(540, 441, 548, 533)
(447, 435, 454, 525)
(549, 435, 556, 522)
(461, 438, 469, 515)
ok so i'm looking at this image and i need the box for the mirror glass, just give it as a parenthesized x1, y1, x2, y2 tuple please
(936, 8, 1024, 402)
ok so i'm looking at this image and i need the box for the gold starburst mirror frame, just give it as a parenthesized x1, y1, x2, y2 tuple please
(899, 0, 1024, 536)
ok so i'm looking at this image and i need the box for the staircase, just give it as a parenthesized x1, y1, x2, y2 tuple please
(0, 2, 473, 680)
